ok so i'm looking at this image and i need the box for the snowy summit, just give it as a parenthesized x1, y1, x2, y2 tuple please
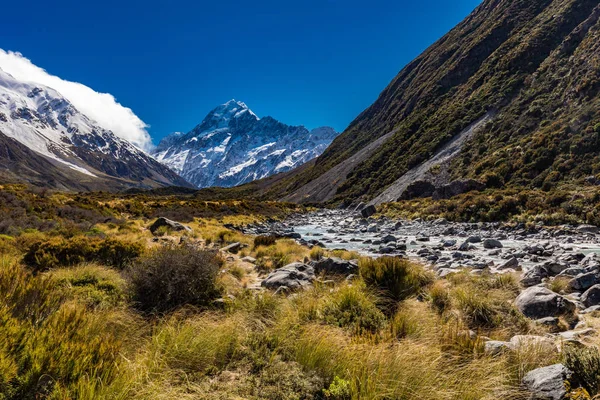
(152, 100, 338, 188)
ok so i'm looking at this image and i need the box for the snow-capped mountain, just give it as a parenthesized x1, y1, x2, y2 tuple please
(0, 67, 190, 190)
(152, 100, 338, 188)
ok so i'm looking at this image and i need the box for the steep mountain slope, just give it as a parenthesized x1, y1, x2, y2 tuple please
(152, 100, 338, 188)
(0, 68, 191, 190)
(259, 0, 600, 204)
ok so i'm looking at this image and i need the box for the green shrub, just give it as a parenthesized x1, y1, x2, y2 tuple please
(564, 345, 600, 396)
(359, 257, 434, 309)
(253, 235, 277, 249)
(23, 236, 144, 272)
(322, 284, 386, 334)
(51, 264, 129, 309)
(323, 376, 351, 399)
(127, 245, 224, 313)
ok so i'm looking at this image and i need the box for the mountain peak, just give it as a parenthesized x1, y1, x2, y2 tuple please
(198, 99, 259, 132)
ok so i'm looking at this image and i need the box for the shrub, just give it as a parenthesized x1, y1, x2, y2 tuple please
(564, 345, 600, 396)
(50, 264, 129, 309)
(323, 376, 351, 399)
(321, 284, 386, 334)
(253, 235, 277, 249)
(359, 257, 434, 308)
(127, 245, 224, 313)
(23, 236, 144, 272)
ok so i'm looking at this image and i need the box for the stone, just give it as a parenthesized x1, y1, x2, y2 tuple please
(149, 217, 192, 234)
(484, 340, 509, 356)
(399, 180, 436, 200)
(577, 224, 599, 234)
(311, 257, 358, 276)
(466, 235, 482, 243)
(483, 239, 503, 249)
(261, 262, 315, 290)
(515, 286, 575, 319)
(361, 205, 377, 218)
(241, 256, 257, 263)
(220, 242, 242, 253)
(381, 234, 397, 243)
(498, 257, 520, 270)
(522, 364, 571, 400)
(432, 179, 486, 200)
(568, 272, 599, 292)
(520, 266, 549, 287)
(508, 335, 557, 353)
(581, 284, 600, 307)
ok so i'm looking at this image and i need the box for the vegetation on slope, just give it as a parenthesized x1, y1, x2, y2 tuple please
(0, 185, 598, 399)
(240, 0, 600, 204)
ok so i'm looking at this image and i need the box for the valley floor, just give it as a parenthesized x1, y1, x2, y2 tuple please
(1, 184, 600, 399)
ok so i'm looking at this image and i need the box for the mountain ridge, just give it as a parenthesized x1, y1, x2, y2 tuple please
(244, 0, 600, 204)
(0, 68, 191, 191)
(152, 100, 338, 188)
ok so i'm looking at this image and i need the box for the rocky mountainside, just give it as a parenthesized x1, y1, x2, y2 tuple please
(0, 68, 191, 190)
(251, 0, 600, 204)
(152, 100, 338, 188)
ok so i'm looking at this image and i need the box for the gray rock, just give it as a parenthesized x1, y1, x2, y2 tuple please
(220, 242, 242, 253)
(466, 235, 482, 244)
(581, 284, 600, 307)
(361, 205, 377, 218)
(149, 217, 192, 234)
(515, 286, 575, 319)
(241, 256, 257, 263)
(520, 266, 549, 287)
(577, 224, 599, 234)
(498, 257, 519, 270)
(399, 180, 436, 200)
(522, 364, 571, 400)
(432, 179, 485, 200)
(261, 262, 315, 290)
(484, 340, 509, 356)
(381, 234, 397, 243)
(483, 239, 503, 249)
(311, 257, 358, 276)
(568, 272, 599, 292)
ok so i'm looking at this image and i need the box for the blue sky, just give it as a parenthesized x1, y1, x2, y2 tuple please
(2, 0, 481, 142)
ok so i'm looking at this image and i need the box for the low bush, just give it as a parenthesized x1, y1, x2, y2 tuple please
(359, 257, 434, 310)
(50, 264, 129, 309)
(253, 235, 277, 249)
(321, 284, 386, 334)
(564, 345, 600, 396)
(127, 245, 224, 313)
(23, 236, 144, 272)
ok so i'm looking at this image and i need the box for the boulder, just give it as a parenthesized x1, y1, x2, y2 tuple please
(515, 286, 575, 319)
(381, 234, 397, 243)
(484, 340, 510, 356)
(522, 364, 571, 400)
(521, 265, 548, 287)
(399, 180, 436, 200)
(483, 239, 503, 249)
(361, 205, 377, 218)
(241, 256, 257, 263)
(311, 257, 358, 276)
(581, 284, 600, 307)
(432, 179, 485, 200)
(261, 262, 315, 290)
(568, 272, 599, 292)
(498, 257, 520, 270)
(577, 224, 599, 234)
(149, 217, 192, 234)
(220, 242, 242, 253)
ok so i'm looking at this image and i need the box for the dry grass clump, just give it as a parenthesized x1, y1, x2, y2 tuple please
(254, 239, 309, 272)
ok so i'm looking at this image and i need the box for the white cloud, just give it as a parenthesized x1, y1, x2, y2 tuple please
(0, 49, 153, 151)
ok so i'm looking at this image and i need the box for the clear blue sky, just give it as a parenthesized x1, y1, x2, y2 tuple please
(3, 0, 481, 142)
